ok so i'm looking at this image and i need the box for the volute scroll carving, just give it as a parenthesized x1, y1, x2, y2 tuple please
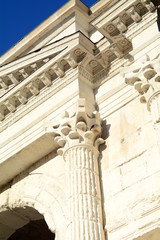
(45, 98, 104, 156)
(121, 54, 160, 123)
(44, 99, 105, 240)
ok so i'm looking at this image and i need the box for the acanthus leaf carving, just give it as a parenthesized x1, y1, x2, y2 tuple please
(45, 98, 105, 240)
(45, 99, 104, 156)
(121, 54, 160, 123)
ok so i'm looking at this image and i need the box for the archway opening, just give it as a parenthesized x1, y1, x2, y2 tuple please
(8, 219, 55, 240)
(0, 206, 55, 240)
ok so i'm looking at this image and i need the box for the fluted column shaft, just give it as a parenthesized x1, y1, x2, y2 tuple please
(64, 144, 104, 240)
(49, 98, 105, 239)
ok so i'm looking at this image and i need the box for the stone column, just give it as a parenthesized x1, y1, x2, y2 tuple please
(64, 137, 104, 240)
(121, 55, 160, 143)
(51, 99, 105, 240)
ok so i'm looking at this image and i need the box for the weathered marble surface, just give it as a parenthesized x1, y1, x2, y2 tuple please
(0, 0, 160, 239)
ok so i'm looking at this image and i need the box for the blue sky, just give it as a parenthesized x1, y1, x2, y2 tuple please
(0, 0, 97, 56)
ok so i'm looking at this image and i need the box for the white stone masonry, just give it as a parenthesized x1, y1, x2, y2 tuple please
(46, 98, 105, 240)
(121, 54, 160, 143)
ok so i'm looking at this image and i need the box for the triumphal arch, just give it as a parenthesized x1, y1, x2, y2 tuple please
(0, 0, 160, 239)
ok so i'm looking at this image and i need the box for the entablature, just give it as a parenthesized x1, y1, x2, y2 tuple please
(0, 0, 158, 124)
(0, 0, 159, 193)
(91, 0, 156, 39)
(91, 0, 156, 64)
(0, 32, 96, 122)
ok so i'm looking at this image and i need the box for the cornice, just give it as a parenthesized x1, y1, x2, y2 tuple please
(90, 0, 117, 19)
(0, 36, 145, 125)
(91, 0, 156, 66)
(91, 0, 155, 33)
(0, 0, 158, 124)
(0, 32, 95, 122)
(0, 28, 134, 124)
(0, 69, 78, 132)
(125, 10, 156, 39)
(0, 0, 90, 66)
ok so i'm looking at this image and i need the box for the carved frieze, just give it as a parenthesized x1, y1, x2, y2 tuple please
(0, 0, 158, 123)
(92, 0, 155, 36)
(0, 57, 51, 93)
(0, 47, 86, 121)
(92, 0, 156, 64)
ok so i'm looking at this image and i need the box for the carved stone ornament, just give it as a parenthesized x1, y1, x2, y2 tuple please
(45, 98, 105, 240)
(46, 98, 104, 156)
(121, 54, 160, 123)
(0, 45, 87, 121)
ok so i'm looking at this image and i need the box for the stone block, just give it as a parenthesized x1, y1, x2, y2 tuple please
(120, 154, 147, 189)
(102, 167, 122, 197)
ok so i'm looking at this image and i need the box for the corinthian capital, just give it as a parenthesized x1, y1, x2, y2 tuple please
(121, 54, 160, 123)
(45, 99, 104, 156)
(122, 55, 160, 103)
